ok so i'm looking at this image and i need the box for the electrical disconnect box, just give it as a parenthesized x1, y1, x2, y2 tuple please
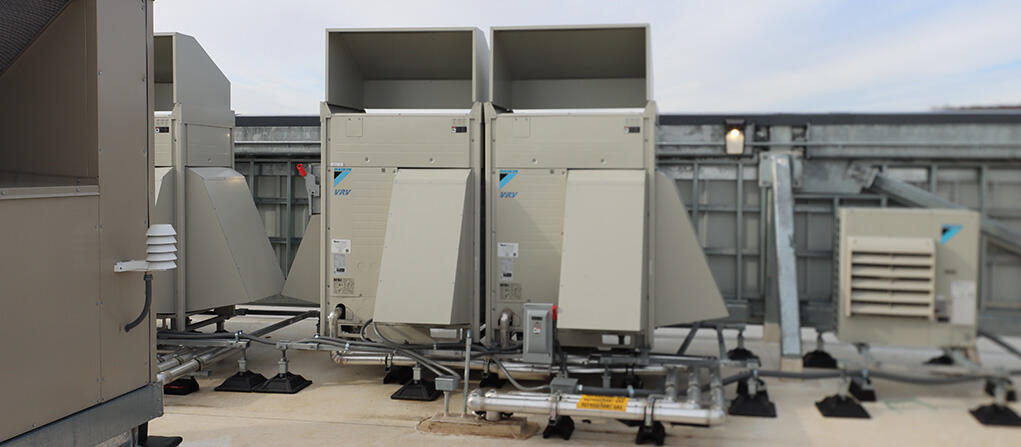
(523, 303, 555, 364)
(151, 33, 283, 324)
(836, 208, 981, 348)
(320, 28, 488, 338)
(485, 25, 728, 349)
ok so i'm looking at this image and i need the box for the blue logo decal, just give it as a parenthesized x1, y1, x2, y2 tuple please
(941, 224, 962, 244)
(333, 168, 351, 187)
(500, 192, 518, 198)
(499, 169, 518, 189)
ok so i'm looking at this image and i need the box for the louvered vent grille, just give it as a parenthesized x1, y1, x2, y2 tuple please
(846, 236, 935, 319)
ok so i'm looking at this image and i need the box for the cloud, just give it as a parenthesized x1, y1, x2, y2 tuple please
(154, 0, 1021, 115)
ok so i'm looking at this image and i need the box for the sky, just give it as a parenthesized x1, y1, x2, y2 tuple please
(153, 0, 1021, 116)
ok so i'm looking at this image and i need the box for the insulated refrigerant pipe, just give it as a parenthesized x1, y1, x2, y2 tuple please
(157, 310, 318, 384)
(467, 390, 727, 426)
(331, 353, 670, 378)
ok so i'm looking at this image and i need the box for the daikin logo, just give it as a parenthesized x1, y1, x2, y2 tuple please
(499, 169, 518, 198)
(941, 224, 962, 244)
(334, 168, 352, 196)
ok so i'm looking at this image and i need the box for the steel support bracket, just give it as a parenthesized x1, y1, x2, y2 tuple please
(769, 154, 803, 361)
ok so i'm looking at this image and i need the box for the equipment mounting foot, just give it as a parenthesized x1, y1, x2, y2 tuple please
(815, 395, 870, 419)
(478, 373, 507, 389)
(924, 354, 955, 365)
(727, 347, 759, 362)
(635, 421, 665, 445)
(390, 379, 441, 401)
(214, 370, 268, 392)
(382, 365, 414, 385)
(985, 379, 1017, 402)
(970, 404, 1021, 427)
(729, 390, 777, 418)
(542, 415, 575, 440)
(849, 377, 877, 402)
(163, 377, 199, 396)
(802, 350, 838, 369)
(253, 372, 312, 394)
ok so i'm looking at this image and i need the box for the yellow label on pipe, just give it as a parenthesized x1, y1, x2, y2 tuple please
(576, 395, 630, 411)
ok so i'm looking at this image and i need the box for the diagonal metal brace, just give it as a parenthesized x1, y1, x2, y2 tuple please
(849, 163, 1021, 256)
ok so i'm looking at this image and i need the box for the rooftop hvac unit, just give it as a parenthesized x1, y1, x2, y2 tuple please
(836, 208, 980, 348)
(151, 33, 283, 322)
(485, 25, 727, 349)
(0, 0, 160, 442)
(320, 28, 487, 337)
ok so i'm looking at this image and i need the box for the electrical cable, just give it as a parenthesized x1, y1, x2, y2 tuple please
(490, 357, 550, 392)
(124, 273, 153, 332)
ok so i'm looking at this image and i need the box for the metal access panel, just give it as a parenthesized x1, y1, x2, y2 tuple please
(374, 169, 473, 325)
(557, 170, 647, 332)
(836, 208, 980, 348)
(321, 28, 486, 333)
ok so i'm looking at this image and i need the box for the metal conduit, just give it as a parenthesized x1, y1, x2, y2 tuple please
(157, 310, 318, 384)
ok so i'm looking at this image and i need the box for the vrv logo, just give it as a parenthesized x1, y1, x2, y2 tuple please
(335, 189, 351, 196)
(500, 191, 518, 198)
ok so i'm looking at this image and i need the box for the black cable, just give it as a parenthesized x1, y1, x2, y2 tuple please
(125, 273, 153, 332)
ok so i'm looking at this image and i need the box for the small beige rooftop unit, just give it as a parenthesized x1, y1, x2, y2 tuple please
(485, 25, 728, 348)
(836, 208, 980, 348)
(319, 28, 487, 338)
(152, 33, 283, 328)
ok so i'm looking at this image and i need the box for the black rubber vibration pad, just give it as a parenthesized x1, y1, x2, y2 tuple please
(253, 372, 312, 394)
(816, 395, 870, 419)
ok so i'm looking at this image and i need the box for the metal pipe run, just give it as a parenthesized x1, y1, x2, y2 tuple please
(467, 390, 727, 426)
(157, 310, 318, 384)
(330, 352, 680, 378)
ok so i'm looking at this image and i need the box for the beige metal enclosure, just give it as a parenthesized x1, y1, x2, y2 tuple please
(150, 32, 283, 326)
(0, 0, 161, 442)
(836, 208, 981, 348)
(485, 25, 727, 348)
(320, 28, 488, 335)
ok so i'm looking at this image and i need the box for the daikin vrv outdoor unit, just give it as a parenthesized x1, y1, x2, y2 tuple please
(151, 33, 283, 325)
(836, 208, 980, 348)
(320, 28, 487, 335)
(485, 25, 728, 348)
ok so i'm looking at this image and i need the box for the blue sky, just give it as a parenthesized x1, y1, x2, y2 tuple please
(154, 0, 1021, 115)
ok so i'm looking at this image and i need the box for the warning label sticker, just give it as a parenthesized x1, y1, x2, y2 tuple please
(576, 395, 629, 412)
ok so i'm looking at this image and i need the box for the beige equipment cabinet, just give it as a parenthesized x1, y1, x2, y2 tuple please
(0, 1, 163, 444)
(485, 25, 728, 348)
(151, 32, 283, 329)
(836, 208, 981, 348)
(320, 28, 488, 338)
